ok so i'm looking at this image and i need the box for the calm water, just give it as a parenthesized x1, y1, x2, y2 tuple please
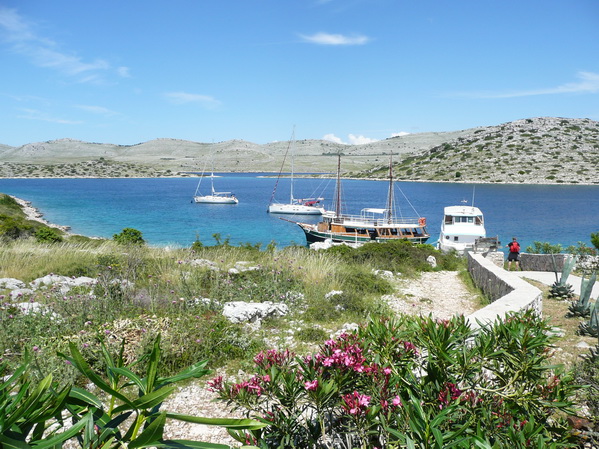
(0, 176, 598, 251)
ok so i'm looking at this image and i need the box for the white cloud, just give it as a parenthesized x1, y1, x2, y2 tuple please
(348, 134, 378, 145)
(0, 7, 120, 83)
(391, 131, 410, 137)
(299, 32, 370, 45)
(323, 133, 345, 144)
(323, 133, 379, 145)
(17, 108, 82, 124)
(164, 92, 221, 108)
(451, 71, 599, 99)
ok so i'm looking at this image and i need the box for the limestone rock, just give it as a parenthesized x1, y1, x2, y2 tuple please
(0, 278, 25, 290)
(222, 301, 288, 324)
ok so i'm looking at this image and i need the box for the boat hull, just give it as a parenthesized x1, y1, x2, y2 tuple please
(268, 203, 325, 215)
(194, 195, 238, 204)
(299, 224, 429, 245)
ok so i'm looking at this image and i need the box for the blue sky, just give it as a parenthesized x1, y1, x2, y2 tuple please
(1, 0, 598, 147)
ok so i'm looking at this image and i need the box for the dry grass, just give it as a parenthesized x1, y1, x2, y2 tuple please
(524, 278, 597, 369)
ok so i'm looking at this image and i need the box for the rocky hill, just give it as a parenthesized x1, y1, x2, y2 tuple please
(0, 117, 597, 184)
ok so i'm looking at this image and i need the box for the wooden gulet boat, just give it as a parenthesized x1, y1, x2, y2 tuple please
(293, 155, 429, 245)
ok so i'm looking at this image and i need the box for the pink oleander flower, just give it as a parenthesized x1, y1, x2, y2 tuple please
(383, 367, 392, 375)
(342, 391, 371, 416)
(207, 376, 224, 392)
(392, 395, 402, 407)
(304, 379, 318, 391)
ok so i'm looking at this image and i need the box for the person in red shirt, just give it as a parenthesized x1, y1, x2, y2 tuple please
(506, 237, 521, 271)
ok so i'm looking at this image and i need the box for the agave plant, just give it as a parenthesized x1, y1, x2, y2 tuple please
(578, 298, 599, 338)
(567, 272, 597, 318)
(550, 282, 575, 302)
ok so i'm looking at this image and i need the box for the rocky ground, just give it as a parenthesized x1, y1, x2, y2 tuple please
(1, 117, 598, 183)
(160, 270, 476, 446)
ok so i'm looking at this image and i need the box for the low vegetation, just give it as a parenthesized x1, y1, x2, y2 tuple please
(1, 195, 599, 447)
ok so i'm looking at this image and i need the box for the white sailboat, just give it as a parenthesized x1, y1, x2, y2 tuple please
(192, 159, 238, 204)
(268, 128, 325, 215)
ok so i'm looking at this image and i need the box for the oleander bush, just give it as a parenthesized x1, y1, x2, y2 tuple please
(212, 311, 580, 449)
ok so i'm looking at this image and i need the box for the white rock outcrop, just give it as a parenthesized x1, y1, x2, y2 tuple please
(222, 301, 288, 324)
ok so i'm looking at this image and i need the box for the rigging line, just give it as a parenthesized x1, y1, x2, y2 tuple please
(396, 184, 421, 218)
(269, 128, 294, 205)
(193, 157, 209, 197)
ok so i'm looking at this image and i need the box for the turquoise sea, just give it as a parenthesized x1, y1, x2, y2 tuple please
(0, 176, 598, 251)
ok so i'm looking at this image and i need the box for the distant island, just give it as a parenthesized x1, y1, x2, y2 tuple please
(1, 116, 597, 184)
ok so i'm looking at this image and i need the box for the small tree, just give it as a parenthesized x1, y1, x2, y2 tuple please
(113, 227, 145, 245)
(35, 227, 63, 243)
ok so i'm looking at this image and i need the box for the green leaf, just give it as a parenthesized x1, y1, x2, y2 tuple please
(30, 412, 92, 449)
(129, 412, 166, 449)
(113, 386, 175, 414)
(165, 413, 266, 430)
(0, 434, 32, 449)
(110, 366, 146, 392)
(145, 335, 162, 394)
(61, 344, 134, 407)
(68, 386, 104, 409)
(158, 360, 210, 387)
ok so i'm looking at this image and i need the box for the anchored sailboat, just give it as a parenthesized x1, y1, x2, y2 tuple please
(293, 155, 429, 245)
(268, 128, 325, 215)
(192, 157, 238, 204)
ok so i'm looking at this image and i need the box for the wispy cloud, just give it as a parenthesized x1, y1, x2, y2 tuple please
(0, 7, 127, 83)
(451, 71, 599, 99)
(75, 105, 120, 117)
(17, 108, 82, 124)
(300, 32, 370, 45)
(163, 91, 221, 108)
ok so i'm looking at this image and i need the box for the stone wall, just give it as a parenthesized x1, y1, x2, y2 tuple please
(519, 253, 567, 272)
(466, 253, 542, 330)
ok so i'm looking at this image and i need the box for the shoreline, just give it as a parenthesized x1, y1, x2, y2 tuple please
(8, 195, 72, 234)
(1, 175, 598, 186)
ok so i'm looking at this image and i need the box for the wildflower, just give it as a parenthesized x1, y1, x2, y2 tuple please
(33, 346, 40, 352)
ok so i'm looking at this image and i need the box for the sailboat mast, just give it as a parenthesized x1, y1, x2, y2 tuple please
(335, 153, 342, 218)
(386, 155, 394, 223)
(290, 128, 295, 203)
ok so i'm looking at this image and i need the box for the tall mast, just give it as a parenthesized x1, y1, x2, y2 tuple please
(386, 154, 394, 223)
(335, 153, 342, 218)
(290, 127, 295, 203)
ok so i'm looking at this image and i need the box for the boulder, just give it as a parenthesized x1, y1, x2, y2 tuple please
(426, 255, 437, 268)
(222, 301, 288, 324)
(9, 288, 35, 300)
(13, 301, 61, 320)
(30, 274, 71, 289)
(0, 278, 25, 290)
(189, 259, 219, 271)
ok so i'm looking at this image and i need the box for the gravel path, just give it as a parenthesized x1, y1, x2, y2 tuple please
(161, 270, 476, 446)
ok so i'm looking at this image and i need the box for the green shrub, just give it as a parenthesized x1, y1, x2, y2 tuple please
(34, 226, 63, 243)
(112, 227, 145, 245)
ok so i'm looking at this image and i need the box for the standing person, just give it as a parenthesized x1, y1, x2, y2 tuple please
(506, 237, 521, 270)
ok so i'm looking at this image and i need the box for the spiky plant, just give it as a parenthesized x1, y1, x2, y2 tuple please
(549, 281, 575, 302)
(578, 299, 599, 338)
